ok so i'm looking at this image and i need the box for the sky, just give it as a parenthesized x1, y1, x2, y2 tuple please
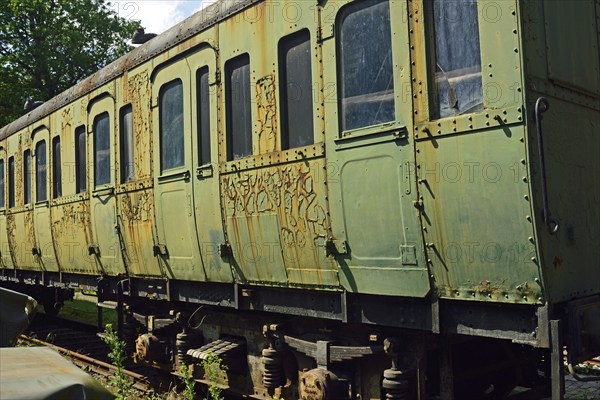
(108, 1, 220, 35)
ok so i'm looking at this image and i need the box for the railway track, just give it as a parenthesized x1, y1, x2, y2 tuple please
(21, 314, 171, 395)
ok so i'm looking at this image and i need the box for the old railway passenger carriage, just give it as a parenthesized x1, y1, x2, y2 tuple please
(1, 0, 598, 399)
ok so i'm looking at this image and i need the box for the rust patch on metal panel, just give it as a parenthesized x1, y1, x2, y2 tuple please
(223, 159, 334, 285)
(51, 200, 97, 274)
(119, 189, 153, 223)
(128, 72, 152, 178)
(5, 214, 17, 266)
(118, 189, 160, 275)
(61, 108, 73, 135)
(24, 212, 36, 269)
(256, 75, 278, 154)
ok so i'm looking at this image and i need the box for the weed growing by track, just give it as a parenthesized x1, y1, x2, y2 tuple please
(102, 324, 132, 400)
(179, 364, 196, 400)
(201, 352, 226, 400)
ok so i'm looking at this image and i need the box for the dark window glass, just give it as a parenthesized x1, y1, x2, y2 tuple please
(429, 0, 483, 118)
(94, 113, 111, 187)
(75, 126, 86, 193)
(226, 54, 252, 160)
(280, 30, 314, 149)
(52, 137, 61, 198)
(120, 105, 134, 183)
(338, 0, 395, 131)
(0, 160, 4, 209)
(197, 67, 211, 165)
(8, 157, 15, 207)
(35, 141, 47, 202)
(160, 79, 185, 171)
(24, 150, 31, 205)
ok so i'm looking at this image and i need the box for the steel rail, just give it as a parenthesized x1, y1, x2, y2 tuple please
(19, 335, 155, 393)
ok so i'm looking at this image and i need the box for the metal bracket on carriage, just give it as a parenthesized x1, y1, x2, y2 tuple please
(131, 312, 178, 332)
(280, 335, 384, 369)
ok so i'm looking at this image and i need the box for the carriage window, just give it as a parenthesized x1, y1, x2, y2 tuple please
(280, 30, 314, 149)
(197, 67, 211, 165)
(428, 0, 483, 119)
(120, 105, 134, 182)
(35, 141, 47, 202)
(338, 0, 395, 132)
(226, 54, 252, 160)
(94, 112, 111, 187)
(75, 126, 86, 193)
(52, 137, 61, 198)
(0, 160, 4, 209)
(160, 79, 184, 171)
(24, 150, 31, 205)
(8, 157, 15, 207)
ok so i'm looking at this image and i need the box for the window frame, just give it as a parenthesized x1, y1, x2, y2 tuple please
(119, 104, 134, 183)
(52, 136, 62, 199)
(196, 67, 211, 166)
(35, 140, 47, 203)
(93, 112, 111, 188)
(225, 53, 252, 161)
(424, 0, 484, 121)
(335, 0, 398, 136)
(278, 29, 315, 150)
(75, 125, 87, 193)
(23, 149, 31, 205)
(159, 79, 186, 172)
(8, 156, 15, 208)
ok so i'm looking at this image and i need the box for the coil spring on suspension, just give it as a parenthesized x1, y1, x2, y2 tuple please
(262, 347, 285, 389)
(382, 368, 411, 400)
(176, 331, 197, 367)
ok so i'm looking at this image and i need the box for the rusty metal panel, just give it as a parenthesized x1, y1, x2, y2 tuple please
(0, 287, 37, 347)
(122, 68, 153, 179)
(116, 183, 163, 277)
(0, 347, 114, 400)
(415, 126, 542, 304)
(222, 159, 338, 287)
(51, 198, 98, 274)
(0, 215, 13, 268)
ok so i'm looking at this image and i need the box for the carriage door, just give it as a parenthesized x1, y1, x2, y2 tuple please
(188, 49, 232, 283)
(88, 94, 126, 276)
(323, 0, 430, 297)
(32, 127, 59, 272)
(152, 60, 207, 282)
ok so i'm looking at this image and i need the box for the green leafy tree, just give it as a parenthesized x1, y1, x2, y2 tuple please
(0, 0, 140, 127)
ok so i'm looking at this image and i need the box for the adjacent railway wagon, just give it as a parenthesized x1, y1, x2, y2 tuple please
(1, 0, 598, 399)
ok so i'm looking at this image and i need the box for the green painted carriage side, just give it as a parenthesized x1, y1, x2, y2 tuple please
(0, 0, 597, 308)
(521, 0, 600, 303)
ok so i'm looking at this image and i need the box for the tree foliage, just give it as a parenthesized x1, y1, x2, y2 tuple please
(0, 0, 140, 127)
